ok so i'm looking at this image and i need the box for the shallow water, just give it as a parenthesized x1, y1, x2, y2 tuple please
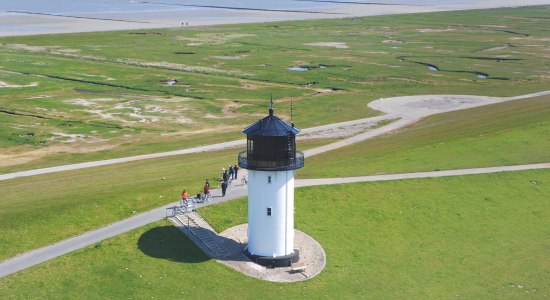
(288, 67, 309, 72)
(0, 0, 483, 15)
(1, 0, 532, 37)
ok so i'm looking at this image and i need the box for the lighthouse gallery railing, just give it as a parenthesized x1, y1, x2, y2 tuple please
(238, 151, 304, 171)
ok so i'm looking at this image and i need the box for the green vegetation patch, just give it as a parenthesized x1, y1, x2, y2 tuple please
(2, 169, 549, 298)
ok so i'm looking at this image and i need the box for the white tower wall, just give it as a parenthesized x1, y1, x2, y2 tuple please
(247, 169, 295, 257)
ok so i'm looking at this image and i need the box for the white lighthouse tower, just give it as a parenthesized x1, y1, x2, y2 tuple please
(238, 103, 304, 268)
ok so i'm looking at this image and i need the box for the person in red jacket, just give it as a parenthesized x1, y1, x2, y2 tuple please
(181, 189, 189, 201)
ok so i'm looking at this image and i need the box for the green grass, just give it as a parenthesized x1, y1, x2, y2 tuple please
(2, 169, 549, 298)
(1, 5, 549, 171)
(300, 95, 550, 178)
(2, 83, 548, 261)
(1, 6, 550, 297)
(0, 138, 336, 260)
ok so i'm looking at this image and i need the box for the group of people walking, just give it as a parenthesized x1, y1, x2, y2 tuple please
(180, 164, 239, 202)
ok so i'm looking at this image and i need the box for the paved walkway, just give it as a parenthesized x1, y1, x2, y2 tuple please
(1, 163, 549, 278)
(296, 163, 550, 187)
(2, 90, 549, 277)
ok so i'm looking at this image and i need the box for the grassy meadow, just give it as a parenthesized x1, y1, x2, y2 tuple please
(1, 5, 550, 298)
(2, 169, 549, 298)
(1, 91, 548, 261)
(0, 6, 549, 172)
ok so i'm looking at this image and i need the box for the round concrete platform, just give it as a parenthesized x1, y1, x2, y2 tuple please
(216, 224, 326, 282)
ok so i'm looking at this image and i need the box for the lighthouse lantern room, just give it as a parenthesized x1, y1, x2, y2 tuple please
(238, 103, 304, 268)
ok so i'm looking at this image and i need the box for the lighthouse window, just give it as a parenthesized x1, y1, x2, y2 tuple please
(267, 207, 272, 216)
(248, 140, 254, 151)
(268, 176, 271, 183)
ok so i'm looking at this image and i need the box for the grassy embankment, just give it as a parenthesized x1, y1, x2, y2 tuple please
(0, 138, 335, 261)
(300, 94, 550, 178)
(2, 169, 549, 298)
(0, 5, 549, 172)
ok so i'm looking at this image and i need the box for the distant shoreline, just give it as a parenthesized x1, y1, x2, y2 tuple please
(1, 1, 549, 37)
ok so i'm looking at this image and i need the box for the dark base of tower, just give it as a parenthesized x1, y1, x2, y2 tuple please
(244, 248, 300, 268)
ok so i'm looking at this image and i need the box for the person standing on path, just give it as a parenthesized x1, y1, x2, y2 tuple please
(228, 165, 234, 182)
(233, 164, 239, 180)
(221, 180, 228, 197)
(202, 179, 210, 200)
(181, 189, 189, 205)
(223, 169, 229, 182)
(204, 179, 210, 195)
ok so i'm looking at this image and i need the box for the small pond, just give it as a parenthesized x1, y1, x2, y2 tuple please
(287, 67, 309, 72)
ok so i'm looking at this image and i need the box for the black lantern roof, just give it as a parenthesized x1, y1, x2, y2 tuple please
(238, 104, 304, 171)
(242, 107, 300, 136)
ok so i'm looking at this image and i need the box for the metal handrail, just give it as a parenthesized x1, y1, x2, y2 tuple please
(238, 151, 304, 170)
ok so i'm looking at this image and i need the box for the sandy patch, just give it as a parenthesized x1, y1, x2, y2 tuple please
(128, 113, 160, 123)
(202, 101, 249, 120)
(0, 140, 118, 168)
(55, 48, 81, 53)
(0, 81, 38, 88)
(62, 94, 193, 124)
(3, 43, 61, 52)
(314, 88, 338, 93)
(303, 42, 348, 49)
(31, 62, 52, 66)
(383, 39, 406, 44)
(28, 95, 52, 99)
(241, 82, 263, 90)
(479, 25, 508, 28)
(75, 73, 116, 81)
(213, 55, 243, 60)
(49, 132, 90, 143)
(115, 58, 252, 77)
(64, 99, 97, 107)
(417, 28, 456, 33)
(2, 44, 105, 61)
(159, 125, 239, 136)
(481, 44, 512, 51)
(175, 33, 255, 46)
(83, 109, 121, 122)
